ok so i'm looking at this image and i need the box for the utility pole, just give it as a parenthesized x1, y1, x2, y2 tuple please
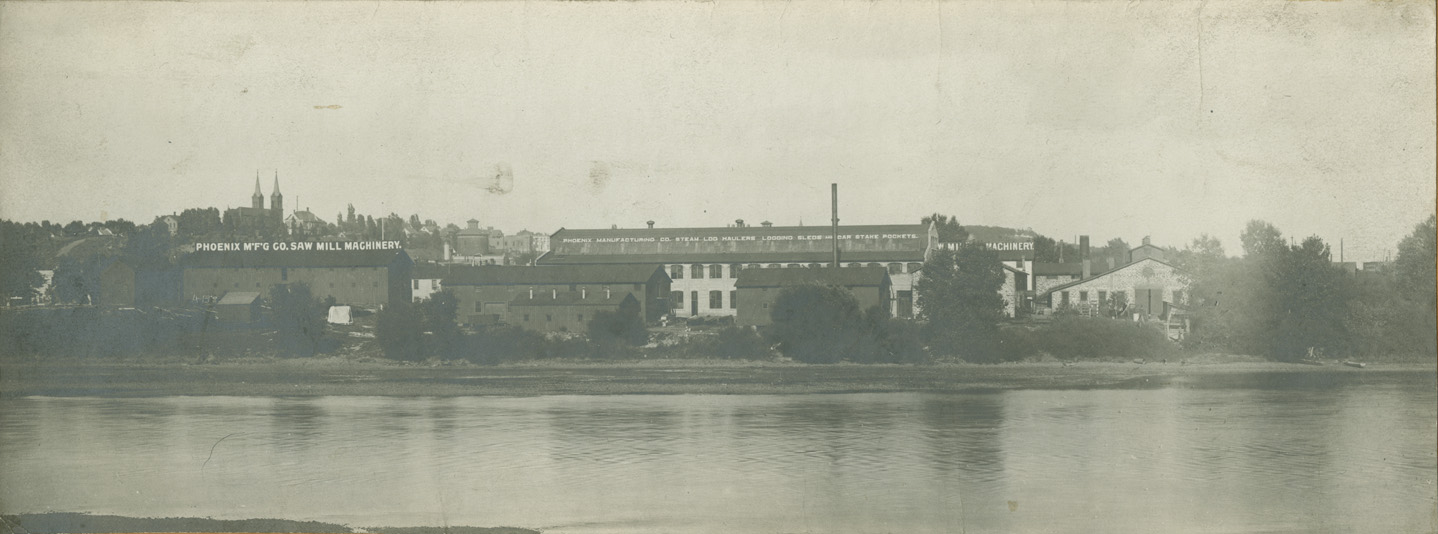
(831, 183, 840, 268)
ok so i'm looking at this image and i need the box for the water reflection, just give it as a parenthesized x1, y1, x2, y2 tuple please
(0, 373, 1433, 534)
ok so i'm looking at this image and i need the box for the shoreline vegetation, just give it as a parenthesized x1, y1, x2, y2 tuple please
(2, 353, 1432, 398)
(1, 513, 538, 534)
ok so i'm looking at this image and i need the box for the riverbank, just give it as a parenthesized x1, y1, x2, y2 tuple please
(1, 355, 1432, 397)
(1, 513, 537, 534)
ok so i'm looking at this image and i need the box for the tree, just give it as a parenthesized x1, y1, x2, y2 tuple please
(921, 213, 969, 245)
(417, 290, 462, 358)
(587, 300, 648, 348)
(377, 301, 424, 361)
(1097, 238, 1131, 271)
(0, 220, 46, 302)
(916, 242, 1007, 362)
(768, 284, 868, 363)
(1391, 214, 1437, 355)
(269, 283, 326, 356)
(1241, 220, 1286, 259)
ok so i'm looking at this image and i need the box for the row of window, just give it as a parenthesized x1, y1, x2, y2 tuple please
(1057, 289, 1184, 306)
(669, 262, 920, 279)
(669, 290, 738, 310)
(520, 313, 583, 323)
(213, 281, 379, 289)
(412, 279, 441, 290)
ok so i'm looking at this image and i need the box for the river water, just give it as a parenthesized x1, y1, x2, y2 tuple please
(2, 370, 1434, 533)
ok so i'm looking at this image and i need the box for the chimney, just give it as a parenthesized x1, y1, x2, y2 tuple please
(831, 183, 840, 268)
(646, 220, 655, 229)
(1080, 235, 1091, 279)
(761, 221, 773, 228)
(736, 219, 745, 228)
(467, 219, 479, 230)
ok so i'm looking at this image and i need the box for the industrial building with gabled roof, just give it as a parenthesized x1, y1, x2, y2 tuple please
(537, 221, 935, 319)
(442, 264, 670, 326)
(507, 289, 641, 334)
(180, 248, 413, 307)
(732, 265, 892, 327)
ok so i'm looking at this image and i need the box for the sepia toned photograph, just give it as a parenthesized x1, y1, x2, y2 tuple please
(1, 1, 1434, 533)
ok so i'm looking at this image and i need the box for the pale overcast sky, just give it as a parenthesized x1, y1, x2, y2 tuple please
(1, 1, 1432, 262)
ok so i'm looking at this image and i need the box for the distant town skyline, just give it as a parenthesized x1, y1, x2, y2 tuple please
(1, 1, 1432, 263)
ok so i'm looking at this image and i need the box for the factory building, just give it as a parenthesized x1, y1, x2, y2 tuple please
(508, 290, 641, 334)
(733, 266, 891, 327)
(180, 249, 413, 307)
(537, 221, 935, 319)
(442, 264, 670, 326)
(1038, 237, 1189, 319)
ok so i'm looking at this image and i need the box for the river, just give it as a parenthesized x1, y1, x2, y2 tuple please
(2, 370, 1434, 533)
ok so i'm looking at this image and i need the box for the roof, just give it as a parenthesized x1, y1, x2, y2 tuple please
(734, 266, 891, 288)
(181, 249, 410, 268)
(216, 291, 262, 305)
(444, 264, 668, 286)
(1031, 262, 1084, 276)
(509, 290, 638, 307)
(1039, 257, 1185, 296)
(538, 251, 924, 265)
(411, 262, 450, 279)
(287, 211, 322, 223)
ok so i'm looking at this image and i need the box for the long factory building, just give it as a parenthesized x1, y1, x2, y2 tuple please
(536, 221, 937, 319)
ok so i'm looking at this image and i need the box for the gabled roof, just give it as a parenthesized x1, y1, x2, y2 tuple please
(509, 290, 638, 307)
(1038, 257, 1185, 296)
(287, 210, 322, 223)
(181, 249, 411, 268)
(444, 264, 668, 286)
(734, 266, 890, 288)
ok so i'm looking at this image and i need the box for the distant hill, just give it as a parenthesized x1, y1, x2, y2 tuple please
(963, 225, 1039, 243)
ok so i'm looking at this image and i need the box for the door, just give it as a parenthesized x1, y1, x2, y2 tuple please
(690, 290, 698, 316)
(1134, 288, 1161, 317)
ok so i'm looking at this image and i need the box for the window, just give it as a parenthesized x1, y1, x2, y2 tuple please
(1079, 291, 1088, 302)
(730, 264, 742, 278)
(691, 264, 703, 278)
(709, 290, 722, 309)
(867, 263, 881, 268)
(431, 280, 438, 290)
(373, 282, 379, 287)
(577, 314, 584, 322)
(546, 314, 552, 322)
(234, 282, 240, 288)
(329, 283, 334, 288)
(787, 264, 801, 269)
(729, 291, 737, 309)
(671, 291, 684, 308)
(763, 302, 769, 309)
(281, 268, 288, 281)
(475, 303, 482, 312)
(709, 264, 723, 278)
(807, 263, 820, 269)
(413, 280, 419, 290)
(523, 314, 530, 322)
(888, 263, 903, 274)
(1099, 290, 1108, 304)
(671, 265, 684, 279)
(848, 263, 862, 268)
(351, 282, 356, 288)
(769, 264, 781, 269)
(1061, 291, 1070, 307)
(1172, 290, 1183, 304)
(747, 264, 761, 270)
(256, 282, 260, 287)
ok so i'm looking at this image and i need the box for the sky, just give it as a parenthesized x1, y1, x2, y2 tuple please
(0, 1, 1432, 262)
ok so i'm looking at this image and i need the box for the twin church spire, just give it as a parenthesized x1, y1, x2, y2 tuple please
(251, 170, 283, 214)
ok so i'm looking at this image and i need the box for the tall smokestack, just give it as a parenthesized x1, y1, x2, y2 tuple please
(1080, 235, 1091, 279)
(831, 183, 839, 268)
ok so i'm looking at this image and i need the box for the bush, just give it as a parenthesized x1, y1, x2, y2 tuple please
(711, 326, 771, 360)
(268, 283, 327, 357)
(1033, 316, 1175, 361)
(769, 285, 869, 363)
(376, 302, 423, 361)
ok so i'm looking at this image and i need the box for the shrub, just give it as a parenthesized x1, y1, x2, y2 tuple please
(769, 285, 868, 363)
(711, 326, 771, 360)
(1033, 316, 1175, 361)
(376, 302, 423, 361)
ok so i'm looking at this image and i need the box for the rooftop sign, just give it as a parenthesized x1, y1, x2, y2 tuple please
(196, 241, 402, 252)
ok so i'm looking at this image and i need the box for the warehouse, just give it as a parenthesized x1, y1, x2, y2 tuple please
(1038, 237, 1188, 319)
(507, 290, 641, 334)
(442, 264, 670, 326)
(537, 221, 934, 319)
(180, 249, 413, 307)
(733, 266, 892, 327)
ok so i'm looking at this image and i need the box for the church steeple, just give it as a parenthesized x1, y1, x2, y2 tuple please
(270, 170, 283, 215)
(252, 171, 264, 209)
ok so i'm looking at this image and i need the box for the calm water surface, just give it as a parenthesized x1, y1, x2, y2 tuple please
(2, 371, 1434, 533)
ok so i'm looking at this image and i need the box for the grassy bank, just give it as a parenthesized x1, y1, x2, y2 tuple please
(0, 513, 536, 534)
(1, 354, 1431, 398)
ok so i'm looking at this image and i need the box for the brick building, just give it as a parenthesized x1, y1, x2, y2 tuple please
(442, 264, 670, 326)
(733, 266, 891, 327)
(538, 222, 935, 319)
(180, 249, 413, 307)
